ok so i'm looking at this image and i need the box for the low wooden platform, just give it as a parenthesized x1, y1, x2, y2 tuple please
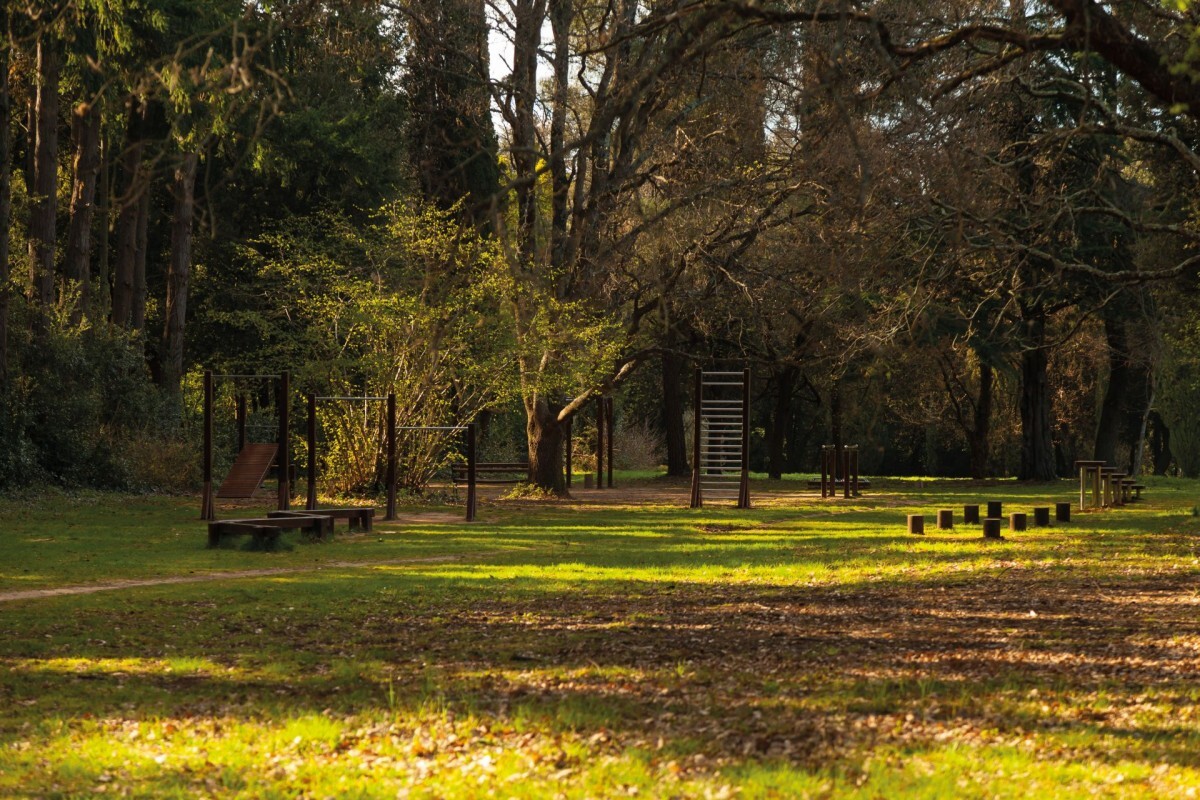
(273, 507, 375, 531)
(207, 513, 333, 548)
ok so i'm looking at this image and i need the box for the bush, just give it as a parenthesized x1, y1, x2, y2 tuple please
(0, 311, 184, 492)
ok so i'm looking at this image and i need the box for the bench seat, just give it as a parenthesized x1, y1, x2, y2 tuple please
(451, 462, 530, 485)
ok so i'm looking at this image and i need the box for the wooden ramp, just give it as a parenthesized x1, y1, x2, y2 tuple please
(217, 443, 278, 498)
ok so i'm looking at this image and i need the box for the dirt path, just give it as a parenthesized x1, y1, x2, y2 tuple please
(0, 550, 515, 605)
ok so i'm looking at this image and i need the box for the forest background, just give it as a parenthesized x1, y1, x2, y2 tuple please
(3, 0, 1200, 495)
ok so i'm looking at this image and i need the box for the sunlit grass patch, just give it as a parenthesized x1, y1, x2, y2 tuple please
(2, 479, 1200, 796)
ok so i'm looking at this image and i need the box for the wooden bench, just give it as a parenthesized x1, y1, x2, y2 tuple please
(804, 478, 872, 490)
(270, 507, 375, 531)
(207, 514, 333, 548)
(451, 462, 529, 485)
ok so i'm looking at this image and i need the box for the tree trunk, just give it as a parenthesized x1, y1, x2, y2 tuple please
(111, 97, 146, 328)
(526, 398, 566, 494)
(131, 184, 151, 330)
(64, 98, 102, 321)
(830, 379, 842, 455)
(160, 152, 198, 393)
(662, 350, 688, 476)
(1128, 384, 1153, 477)
(510, 0, 545, 262)
(1018, 316, 1056, 480)
(1093, 315, 1129, 465)
(0, 29, 10, 383)
(95, 124, 111, 316)
(28, 34, 60, 311)
(767, 366, 796, 480)
(968, 360, 993, 478)
(1148, 411, 1172, 475)
(548, 0, 571, 264)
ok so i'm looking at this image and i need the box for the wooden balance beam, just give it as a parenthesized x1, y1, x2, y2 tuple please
(207, 513, 333, 548)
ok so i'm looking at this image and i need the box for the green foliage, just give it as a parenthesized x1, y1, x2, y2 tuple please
(0, 309, 180, 490)
(221, 200, 515, 494)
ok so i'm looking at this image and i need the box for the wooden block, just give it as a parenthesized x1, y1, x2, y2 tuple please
(1056, 502, 1071, 522)
(963, 504, 980, 524)
(987, 501, 1002, 518)
(1033, 507, 1051, 526)
(937, 509, 953, 530)
(907, 514, 925, 535)
(1009, 512, 1027, 532)
(982, 518, 1003, 539)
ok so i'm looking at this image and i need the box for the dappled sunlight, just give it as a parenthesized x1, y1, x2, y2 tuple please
(4, 481, 1200, 795)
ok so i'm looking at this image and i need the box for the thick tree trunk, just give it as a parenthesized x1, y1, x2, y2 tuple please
(64, 99, 102, 320)
(111, 98, 146, 328)
(0, 30, 11, 383)
(1148, 411, 1172, 475)
(160, 152, 198, 393)
(767, 366, 796, 480)
(526, 398, 566, 494)
(1018, 316, 1056, 480)
(131, 185, 150, 330)
(662, 350, 688, 476)
(968, 360, 993, 479)
(510, 0, 545, 261)
(1094, 297, 1157, 469)
(1094, 315, 1128, 465)
(28, 35, 60, 311)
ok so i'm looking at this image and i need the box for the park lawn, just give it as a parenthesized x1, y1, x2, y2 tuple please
(1, 477, 1199, 797)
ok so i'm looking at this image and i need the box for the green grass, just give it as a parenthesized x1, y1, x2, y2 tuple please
(2, 477, 1199, 797)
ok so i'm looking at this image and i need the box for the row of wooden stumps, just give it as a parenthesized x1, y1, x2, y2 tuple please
(819, 444, 860, 498)
(907, 501, 1072, 539)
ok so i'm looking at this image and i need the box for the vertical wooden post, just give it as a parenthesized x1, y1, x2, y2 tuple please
(842, 445, 850, 499)
(201, 370, 214, 520)
(236, 394, 246, 452)
(306, 393, 317, 510)
(386, 392, 397, 520)
(466, 424, 477, 521)
(820, 446, 829, 498)
(596, 397, 605, 489)
(277, 371, 290, 510)
(738, 367, 750, 509)
(606, 396, 615, 490)
(690, 368, 702, 508)
(851, 446, 860, 496)
(565, 413, 573, 488)
(1079, 464, 1086, 511)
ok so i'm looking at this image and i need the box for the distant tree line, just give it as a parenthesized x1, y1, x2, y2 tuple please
(3, 0, 1200, 490)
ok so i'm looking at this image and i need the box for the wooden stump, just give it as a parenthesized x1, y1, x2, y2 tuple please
(1056, 502, 1071, 522)
(987, 501, 1002, 518)
(907, 514, 925, 535)
(1009, 512, 1027, 532)
(982, 518, 1003, 539)
(1033, 507, 1050, 527)
(937, 509, 953, 530)
(964, 504, 980, 524)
